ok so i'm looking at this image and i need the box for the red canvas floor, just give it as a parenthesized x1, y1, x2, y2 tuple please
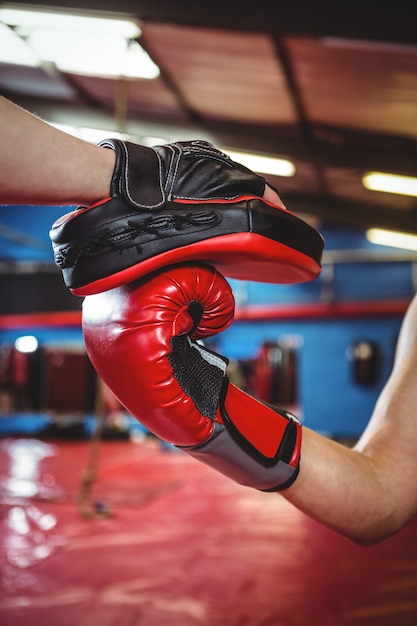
(1, 435, 417, 626)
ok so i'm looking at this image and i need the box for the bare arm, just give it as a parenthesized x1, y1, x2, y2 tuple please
(0, 96, 115, 205)
(0, 96, 282, 208)
(283, 293, 417, 545)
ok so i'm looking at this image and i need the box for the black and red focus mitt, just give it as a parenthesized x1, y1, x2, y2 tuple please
(50, 139, 323, 296)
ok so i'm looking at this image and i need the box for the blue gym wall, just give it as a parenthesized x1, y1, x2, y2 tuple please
(0, 221, 415, 439)
(213, 313, 403, 437)
(209, 226, 414, 438)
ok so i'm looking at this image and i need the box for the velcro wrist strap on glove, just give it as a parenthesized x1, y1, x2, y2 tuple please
(172, 337, 301, 492)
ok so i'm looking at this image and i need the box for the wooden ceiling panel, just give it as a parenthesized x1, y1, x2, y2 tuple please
(287, 36, 417, 139)
(66, 74, 186, 119)
(142, 23, 297, 125)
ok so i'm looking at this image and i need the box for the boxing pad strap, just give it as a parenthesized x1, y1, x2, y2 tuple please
(99, 139, 266, 210)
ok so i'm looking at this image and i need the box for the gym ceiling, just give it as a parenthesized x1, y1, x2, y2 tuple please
(0, 0, 416, 265)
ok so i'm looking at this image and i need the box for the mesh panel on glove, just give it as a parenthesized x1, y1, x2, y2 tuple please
(168, 335, 227, 420)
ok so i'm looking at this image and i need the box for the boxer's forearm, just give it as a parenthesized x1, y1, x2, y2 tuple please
(0, 96, 114, 205)
(282, 428, 401, 545)
(284, 295, 417, 545)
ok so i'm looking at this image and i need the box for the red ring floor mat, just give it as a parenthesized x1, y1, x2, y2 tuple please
(1, 436, 417, 626)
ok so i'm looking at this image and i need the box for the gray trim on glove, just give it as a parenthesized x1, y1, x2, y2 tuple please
(183, 423, 300, 492)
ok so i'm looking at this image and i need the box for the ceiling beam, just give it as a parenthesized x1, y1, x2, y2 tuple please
(8, 1, 417, 46)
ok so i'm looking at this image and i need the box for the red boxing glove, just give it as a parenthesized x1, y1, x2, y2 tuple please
(82, 263, 301, 491)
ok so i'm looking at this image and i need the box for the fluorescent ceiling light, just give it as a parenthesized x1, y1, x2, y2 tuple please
(0, 5, 159, 79)
(0, 22, 39, 66)
(362, 172, 417, 197)
(367, 228, 417, 251)
(27, 30, 159, 79)
(141, 136, 170, 147)
(0, 6, 141, 38)
(224, 150, 295, 177)
(51, 123, 129, 143)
